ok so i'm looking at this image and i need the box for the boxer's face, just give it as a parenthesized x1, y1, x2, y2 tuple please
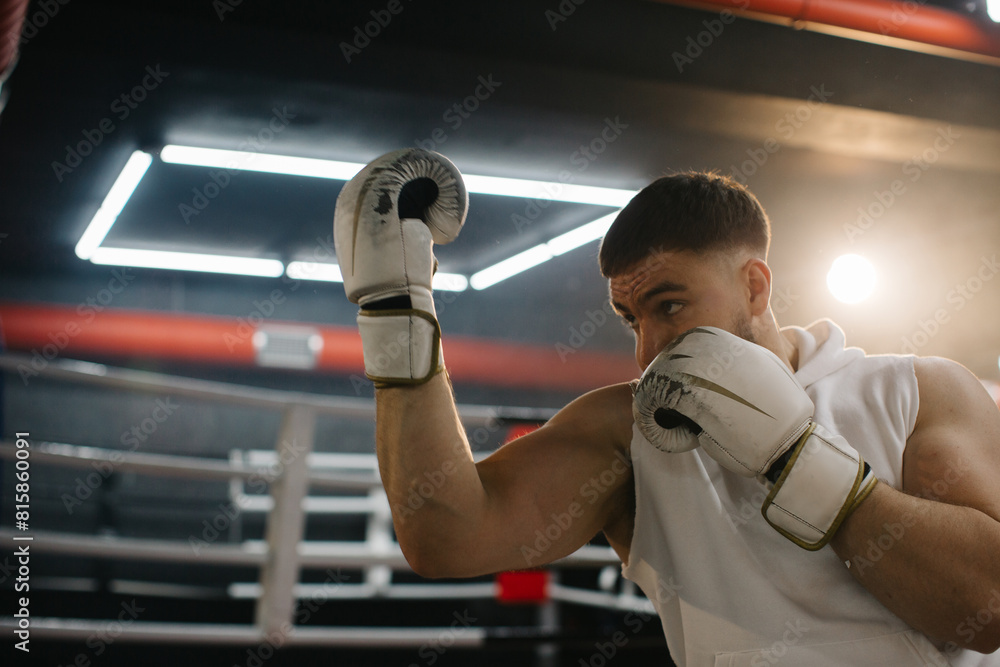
(609, 247, 755, 371)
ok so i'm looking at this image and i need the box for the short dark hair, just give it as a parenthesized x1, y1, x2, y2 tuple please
(598, 171, 771, 277)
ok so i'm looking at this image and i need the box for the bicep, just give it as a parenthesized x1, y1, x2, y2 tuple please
(471, 384, 635, 572)
(903, 357, 1000, 522)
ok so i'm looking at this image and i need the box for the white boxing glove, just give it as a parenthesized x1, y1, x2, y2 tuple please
(633, 327, 877, 550)
(333, 148, 468, 386)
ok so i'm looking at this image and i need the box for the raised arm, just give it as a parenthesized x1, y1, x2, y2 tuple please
(332, 148, 634, 579)
(378, 375, 634, 578)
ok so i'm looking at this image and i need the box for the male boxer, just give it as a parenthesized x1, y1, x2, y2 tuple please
(333, 149, 1000, 665)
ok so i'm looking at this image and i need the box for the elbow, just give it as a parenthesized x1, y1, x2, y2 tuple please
(402, 545, 451, 580)
(398, 530, 491, 580)
(397, 531, 465, 579)
(969, 629, 1000, 656)
(950, 590, 1000, 655)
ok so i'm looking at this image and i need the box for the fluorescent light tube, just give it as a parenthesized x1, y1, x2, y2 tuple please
(462, 174, 635, 207)
(162, 144, 636, 206)
(468, 210, 621, 290)
(470, 245, 554, 290)
(75, 151, 153, 260)
(286, 261, 343, 282)
(161, 145, 363, 181)
(546, 211, 619, 256)
(432, 272, 469, 292)
(286, 261, 467, 292)
(90, 247, 284, 278)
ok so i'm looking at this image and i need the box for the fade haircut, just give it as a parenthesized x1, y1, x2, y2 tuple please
(598, 171, 771, 278)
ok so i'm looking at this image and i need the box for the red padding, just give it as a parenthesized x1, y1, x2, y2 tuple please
(655, 0, 1000, 58)
(496, 570, 550, 604)
(0, 301, 637, 392)
(504, 423, 542, 444)
(0, 0, 29, 77)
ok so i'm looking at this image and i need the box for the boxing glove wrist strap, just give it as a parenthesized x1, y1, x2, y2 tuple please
(357, 308, 444, 387)
(761, 422, 878, 551)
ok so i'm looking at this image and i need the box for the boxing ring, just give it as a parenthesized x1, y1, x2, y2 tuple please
(0, 353, 655, 648)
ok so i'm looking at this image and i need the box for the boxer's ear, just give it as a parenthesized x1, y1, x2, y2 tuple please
(745, 258, 771, 317)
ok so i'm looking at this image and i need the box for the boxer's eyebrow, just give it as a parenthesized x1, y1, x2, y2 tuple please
(610, 280, 686, 317)
(637, 280, 687, 305)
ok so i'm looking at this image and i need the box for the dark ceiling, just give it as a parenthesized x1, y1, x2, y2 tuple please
(1, 0, 999, 382)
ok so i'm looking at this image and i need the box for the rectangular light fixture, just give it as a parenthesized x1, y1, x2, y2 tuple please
(90, 247, 285, 278)
(79, 145, 636, 288)
(162, 144, 637, 205)
(286, 260, 468, 292)
(75, 150, 153, 260)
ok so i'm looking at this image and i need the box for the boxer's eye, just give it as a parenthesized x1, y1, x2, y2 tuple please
(660, 301, 683, 316)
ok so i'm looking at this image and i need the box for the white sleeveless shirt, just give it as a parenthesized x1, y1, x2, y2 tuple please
(621, 319, 996, 667)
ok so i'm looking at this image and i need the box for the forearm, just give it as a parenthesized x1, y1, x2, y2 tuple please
(375, 371, 488, 575)
(832, 482, 1000, 652)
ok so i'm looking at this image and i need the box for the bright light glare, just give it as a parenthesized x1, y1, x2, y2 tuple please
(286, 261, 343, 282)
(285, 261, 467, 292)
(161, 145, 364, 181)
(90, 248, 284, 277)
(470, 246, 554, 290)
(547, 212, 618, 255)
(988, 0, 999, 22)
(162, 145, 638, 206)
(827, 254, 877, 304)
(462, 174, 635, 207)
(468, 211, 620, 289)
(75, 151, 153, 259)
(431, 272, 469, 292)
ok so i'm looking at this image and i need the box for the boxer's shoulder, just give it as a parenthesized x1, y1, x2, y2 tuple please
(552, 382, 636, 457)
